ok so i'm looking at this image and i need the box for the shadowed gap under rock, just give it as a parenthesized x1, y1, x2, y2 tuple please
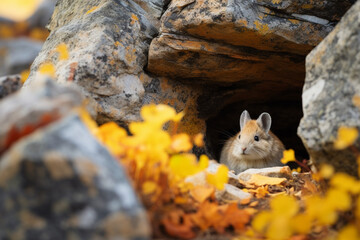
(205, 98, 309, 164)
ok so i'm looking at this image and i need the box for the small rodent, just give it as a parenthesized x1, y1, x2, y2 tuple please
(220, 110, 285, 173)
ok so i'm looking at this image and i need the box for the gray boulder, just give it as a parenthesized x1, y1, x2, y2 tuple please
(0, 77, 150, 239)
(298, 1, 360, 175)
(0, 115, 150, 239)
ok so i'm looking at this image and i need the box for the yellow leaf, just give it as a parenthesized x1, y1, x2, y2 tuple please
(142, 181, 158, 195)
(252, 211, 271, 232)
(290, 213, 312, 234)
(357, 156, 360, 177)
(326, 188, 351, 211)
(319, 164, 334, 179)
(280, 149, 296, 164)
(173, 111, 185, 122)
(356, 196, 360, 219)
(86, 6, 98, 15)
(330, 172, 360, 194)
(305, 195, 337, 225)
(0, 0, 42, 22)
(247, 174, 286, 186)
(20, 69, 30, 83)
(334, 126, 358, 150)
(198, 155, 209, 170)
(78, 108, 98, 137)
(140, 104, 176, 127)
(270, 194, 299, 217)
(55, 43, 69, 60)
(98, 122, 128, 155)
(171, 133, 193, 152)
(194, 133, 204, 147)
(38, 62, 56, 78)
(169, 154, 202, 178)
(266, 215, 292, 240)
(206, 164, 229, 190)
(291, 167, 301, 173)
(337, 224, 360, 240)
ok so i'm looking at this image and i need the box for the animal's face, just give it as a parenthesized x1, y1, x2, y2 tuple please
(232, 120, 271, 160)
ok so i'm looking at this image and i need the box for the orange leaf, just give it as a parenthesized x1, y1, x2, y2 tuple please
(171, 133, 193, 152)
(190, 186, 214, 203)
(249, 185, 269, 198)
(193, 133, 204, 147)
(162, 211, 196, 239)
(223, 203, 251, 231)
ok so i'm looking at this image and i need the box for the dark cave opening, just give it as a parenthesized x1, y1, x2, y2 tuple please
(205, 99, 309, 164)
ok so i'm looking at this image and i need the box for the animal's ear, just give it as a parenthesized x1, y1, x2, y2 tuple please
(240, 110, 251, 130)
(257, 112, 272, 134)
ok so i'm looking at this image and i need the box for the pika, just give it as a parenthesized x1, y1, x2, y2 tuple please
(220, 110, 285, 173)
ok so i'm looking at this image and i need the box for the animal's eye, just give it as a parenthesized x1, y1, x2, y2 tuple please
(238, 134, 241, 139)
(254, 135, 259, 141)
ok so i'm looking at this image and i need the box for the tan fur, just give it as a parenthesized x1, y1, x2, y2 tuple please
(220, 119, 285, 173)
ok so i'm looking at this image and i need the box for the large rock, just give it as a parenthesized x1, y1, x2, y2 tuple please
(25, 0, 160, 125)
(0, 115, 150, 239)
(298, 1, 360, 175)
(147, 0, 354, 83)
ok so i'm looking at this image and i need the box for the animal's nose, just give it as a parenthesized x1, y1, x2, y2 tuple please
(242, 147, 247, 152)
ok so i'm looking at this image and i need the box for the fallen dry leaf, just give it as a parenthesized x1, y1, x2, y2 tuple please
(162, 210, 196, 239)
(248, 174, 287, 186)
(190, 185, 214, 203)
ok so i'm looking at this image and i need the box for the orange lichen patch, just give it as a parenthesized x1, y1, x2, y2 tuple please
(67, 62, 78, 82)
(253, 20, 270, 34)
(272, 0, 281, 4)
(86, 6, 98, 15)
(130, 13, 139, 25)
(38, 62, 56, 78)
(125, 47, 137, 64)
(2, 113, 61, 154)
(114, 41, 123, 47)
(236, 19, 248, 27)
(55, 43, 69, 61)
(289, 19, 300, 24)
